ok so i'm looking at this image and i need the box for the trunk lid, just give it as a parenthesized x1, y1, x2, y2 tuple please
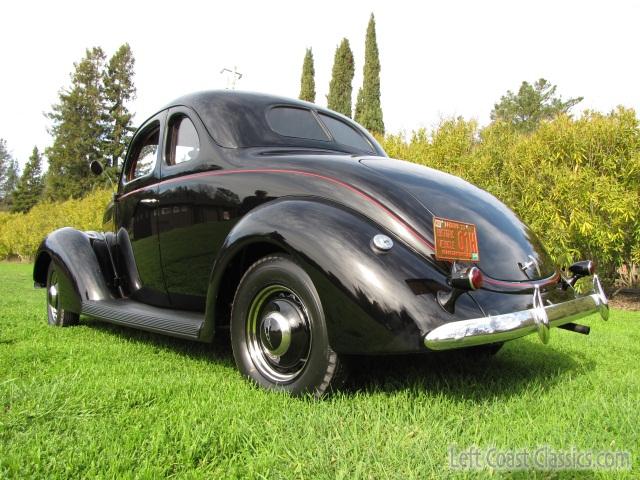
(360, 158, 556, 282)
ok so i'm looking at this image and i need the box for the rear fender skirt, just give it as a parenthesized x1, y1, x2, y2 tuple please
(203, 198, 485, 354)
(33, 227, 115, 313)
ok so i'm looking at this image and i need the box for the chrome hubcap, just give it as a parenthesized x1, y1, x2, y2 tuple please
(47, 271, 59, 322)
(247, 285, 311, 383)
(260, 311, 292, 357)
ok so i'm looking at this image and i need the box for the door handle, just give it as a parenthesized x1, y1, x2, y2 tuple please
(140, 198, 159, 205)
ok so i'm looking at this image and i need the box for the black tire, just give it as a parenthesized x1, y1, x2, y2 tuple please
(231, 254, 346, 397)
(46, 262, 80, 327)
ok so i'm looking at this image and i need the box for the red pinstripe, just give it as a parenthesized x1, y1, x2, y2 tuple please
(120, 168, 436, 249)
(120, 168, 559, 289)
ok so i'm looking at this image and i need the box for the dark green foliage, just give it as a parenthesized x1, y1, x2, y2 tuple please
(491, 78, 583, 133)
(45, 47, 107, 200)
(354, 13, 384, 134)
(11, 147, 44, 213)
(0, 139, 11, 204)
(0, 139, 19, 208)
(103, 43, 136, 168)
(0, 139, 8, 183)
(299, 48, 316, 103)
(1, 161, 19, 209)
(327, 38, 355, 117)
(45, 45, 136, 201)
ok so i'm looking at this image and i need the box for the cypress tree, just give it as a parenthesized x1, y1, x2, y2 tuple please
(354, 13, 384, 134)
(12, 146, 44, 213)
(103, 43, 136, 168)
(45, 47, 107, 200)
(327, 38, 355, 117)
(298, 48, 316, 103)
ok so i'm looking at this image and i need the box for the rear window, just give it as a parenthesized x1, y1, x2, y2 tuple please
(318, 113, 374, 153)
(266, 107, 330, 141)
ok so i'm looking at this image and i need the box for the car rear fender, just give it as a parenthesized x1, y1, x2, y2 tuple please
(203, 198, 485, 354)
(33, 227, 115, 314)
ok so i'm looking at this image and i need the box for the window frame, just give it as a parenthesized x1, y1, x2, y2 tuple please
(164, 113, 201, 167)
(120, 115, 164, 189)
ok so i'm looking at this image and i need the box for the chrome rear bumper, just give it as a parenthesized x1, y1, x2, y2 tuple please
(424, 275, 609, 351)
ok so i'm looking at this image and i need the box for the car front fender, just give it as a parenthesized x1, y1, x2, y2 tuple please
(203, 198, 485, 354)
(33, 227, 114, 314)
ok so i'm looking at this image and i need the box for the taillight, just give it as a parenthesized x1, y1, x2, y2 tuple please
(469, 267, 483, 290)
(450, 266, 483, 291)
(563, 260, 596, 290)
(569, 260, 595, 277)
(438, 266, 484, 313)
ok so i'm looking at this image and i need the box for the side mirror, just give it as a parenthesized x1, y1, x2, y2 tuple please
(90, 160, 117, 194)
(90, 160, 104, 176)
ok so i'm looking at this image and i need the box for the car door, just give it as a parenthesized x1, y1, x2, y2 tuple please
(157, 106, 236, 311)
(116, 111, 171, 307)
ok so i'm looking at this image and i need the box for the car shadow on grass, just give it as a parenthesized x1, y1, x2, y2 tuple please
(81, 316, 235, 366)
(344, 341, 597, 400)
(81, 317, 595, 401)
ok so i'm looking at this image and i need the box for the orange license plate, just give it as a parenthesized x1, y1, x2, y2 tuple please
(433, 217, 480, 262)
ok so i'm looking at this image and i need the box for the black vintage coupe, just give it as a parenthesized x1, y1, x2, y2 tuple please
(34, 91, 609, 395)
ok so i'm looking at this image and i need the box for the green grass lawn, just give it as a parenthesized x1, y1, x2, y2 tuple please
(0, 262, 638, 479)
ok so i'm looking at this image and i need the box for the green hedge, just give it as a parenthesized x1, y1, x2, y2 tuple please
(381, 107, 640, 283)
(1, 108, 638, 285)
(0, 189, 112, 261)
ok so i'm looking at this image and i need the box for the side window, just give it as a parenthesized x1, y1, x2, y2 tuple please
(166, 115, 200, 166)
(127, 122, 160, 181)
(318, 113, 374, 153)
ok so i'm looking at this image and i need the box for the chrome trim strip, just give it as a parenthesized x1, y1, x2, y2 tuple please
(424, 276, 609, 350)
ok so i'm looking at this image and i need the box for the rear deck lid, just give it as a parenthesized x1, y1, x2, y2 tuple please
(360, 158, 557, 282)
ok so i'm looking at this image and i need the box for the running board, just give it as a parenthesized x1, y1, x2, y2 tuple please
(82, 299, 204, 340)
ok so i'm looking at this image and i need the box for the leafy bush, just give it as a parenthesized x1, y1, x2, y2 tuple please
(382, 108, 640, 284)
(0, 189, 111, 261)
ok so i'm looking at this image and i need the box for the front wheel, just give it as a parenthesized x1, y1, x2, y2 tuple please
(231, 255, 346, 397)
(46, 262, 79, 327)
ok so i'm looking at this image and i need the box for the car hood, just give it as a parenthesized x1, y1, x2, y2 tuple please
(358, 157, 557, 282)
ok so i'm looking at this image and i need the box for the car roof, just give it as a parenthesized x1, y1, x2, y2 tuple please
(164, 90, 319, 113)
(158, 90, 386, 156)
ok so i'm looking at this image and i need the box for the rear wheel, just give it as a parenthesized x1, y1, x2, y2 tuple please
(231, 255, 346, 397)
(46, 263, 79, 327)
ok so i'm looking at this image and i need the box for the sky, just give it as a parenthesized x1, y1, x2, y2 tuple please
(1, 0, 639, 168)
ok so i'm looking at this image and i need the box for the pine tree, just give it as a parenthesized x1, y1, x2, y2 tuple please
(354, 13, 384, 134)
(3, 160, 19, 207)
(327, 38, 355, 117)
(12, 146, 44, 213)
(298, 48, 316, 103)
(0, 139, 19, 207)
(45, 47, 107, 200)
(491, 78, 583, 133)
(0, 139, 9, 198)
(103, 43, 136, 168)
